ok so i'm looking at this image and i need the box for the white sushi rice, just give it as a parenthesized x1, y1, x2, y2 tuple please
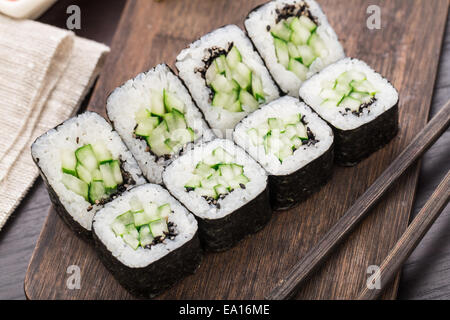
(107, 64, 215, 184)
(233, 96, 333, 175)
(163, 139, 268, 220)
(176, 25, 280, 136)
(299, 58, 399, 130)
(31, 112, 146, 231)
(245, 0, 345, 97)
(93, 184, 198, 268)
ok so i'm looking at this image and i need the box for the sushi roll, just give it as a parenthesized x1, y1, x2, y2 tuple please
(163, 139, 271, 251)
(107, 64, 215, 184)
(92, 183, 202, 298)
(176, 25, 280, 137)
(299, 58, 399, 166)
(31, 112, 146, 240)
(233, 96, 334, 210)
(244, 0, 345, 97)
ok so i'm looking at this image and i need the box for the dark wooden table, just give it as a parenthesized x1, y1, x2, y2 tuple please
(0, 0, 448, 300)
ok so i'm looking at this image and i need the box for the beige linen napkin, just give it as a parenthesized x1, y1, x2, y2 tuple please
(0, 15, 109, 230)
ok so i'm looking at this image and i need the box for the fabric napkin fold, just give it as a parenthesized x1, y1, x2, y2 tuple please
(0, 15, 110, 230)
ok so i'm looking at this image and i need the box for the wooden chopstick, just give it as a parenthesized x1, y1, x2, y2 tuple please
(357, 170, 450, 300)
(266, 99, 450, 300)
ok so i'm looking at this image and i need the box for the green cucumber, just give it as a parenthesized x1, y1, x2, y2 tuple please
(297, 45, 316, 67)
(147, 122, 171, 156)
(278, 146, 294, 162)
(76, 163, 92, 184)
(251, 75, 265, 102)
(129, 196, 144, 212)
(150, 90, 165, 116)
(117, 211, 134, 225)
(133, 210, 155, 227)
(75, 144, 98, 172)
(135, 107, 151, 122)
(212, 90, 238, 109)
(247, 128, 263, 146)
(92, 141, 113, 164)
(92, 169, 103, 182)
(158, 204, 171, 220)
(150, 219, 169, 237)
(99, 162, 117, 192)
(339, 96, 362, 111)
(288, 58, 308, 81)
(214, 184, 228, 196)
(123, 224, 140, 250)
(350, 80, 377, 95)
(289, 18, 311, 45)
(214, 55, 228, 74)
(139, 225, 154, 247)
(61, 173, 89, 201)
(287, 42, 301, 59)
(61, 149, 77, 176)
(211, 74, 237, 93)
(185, 175, 201, 189)
(163, 89, 185, 113)
(143, 202, 160, 222)
(196, 187, 217, 199)
(194, 162, 215, 178)
(232, 63, 252, 90)
(320, 88, 345, 102)
(271, 21, 292, 42)
(320, 99, 339, 108)
(350, 91, 373, 104)
(111, 220, 126, 237)
(88, 181, 106, 204)
(135, 117, 160, 137)
(299, 16, 317, 32)
(292, 136, 303, 149)
(239, 90, 259, 111)
(226, 46, 242, 69)
(308, 33, 327, 58)
(274, 38, 289, 68)
(205, 63, 217, 85)
(212, 147, 234, 163)
(110, 160, 123, 185)
(164, 112, 186, 132)
(268, 117, 284, 130)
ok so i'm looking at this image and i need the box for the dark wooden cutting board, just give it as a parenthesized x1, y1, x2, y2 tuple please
(24, 0, 449, 300)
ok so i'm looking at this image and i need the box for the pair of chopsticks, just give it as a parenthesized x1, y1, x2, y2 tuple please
(267, 99, 450, 300)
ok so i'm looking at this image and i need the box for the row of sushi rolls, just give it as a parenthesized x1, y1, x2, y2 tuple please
(31, 0, 399, 298)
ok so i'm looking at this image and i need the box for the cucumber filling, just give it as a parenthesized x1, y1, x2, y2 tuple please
(133, 89, 196, 158)
(319, 70, 378, 115)
(184, 147, 250, 206)
(200, 43, 266, 113)
(268, 4, 327, 81)
(247, 113, 316, 163)
(60, 142, 133, 205)
(111, 196, 177, 250)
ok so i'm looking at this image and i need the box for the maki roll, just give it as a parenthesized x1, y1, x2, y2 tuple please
(31, 112, 146, 240)
(244, 0, 345, 97)
(163, 139, 271, 251)
(107, 64, 215, 184)
(299, 58, 399, 166)
(233, 96, 334, 210)
(176, 25, 280, 137)
(92, 183, 202, 298)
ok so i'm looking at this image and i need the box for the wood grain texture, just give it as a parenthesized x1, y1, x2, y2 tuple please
(23, 0, 449, 300)
(268, 101, 450, 300)
(359, 170, 450, 299)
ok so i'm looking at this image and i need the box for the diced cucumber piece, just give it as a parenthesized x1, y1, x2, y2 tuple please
(185, 175, 201, 189)
(164, 112, 186, 132)
(164, 138, 180, 152)
(196, 187, 217, 199)
(347, 70, 367, 82)
(350, 91, 373, 104)
(288, 58, 308, 81)
(147, 122, 171, 156)
(308, 33, 328, 58)
(205, 63, 217, 85)
(135, 107, 151, 122)
(232, 63, 252, 90)
(320, 88, 345, 102)
(61, 149, 77, 176)
(231, 163, 244, 176)
(320, 99, 339, 108)
(76, 163, 92, 184)
(214, 55, 228, 74)
(89, 181, 106, 204)
(296, 123, 308, 139)
(351, 80, 377, 95)
(211, 74, 236, 93)
(339, 96, 362, 111)
(75, 144, 98, 172)
(239, 90, 259, 111)
(297, 45, 316, 67)
(163, 89, 185, 113)
(111, 220, 126, 237)
(224, 100, 243, 112)
(92, 169, 102, 182)
(110, 160, 123, 185)
(123, 224, 140, 250)
(334, 81, 352, 96)
(133, 210, 153, 227)
(92, 141, 113, 164)
(117, 211, 134, 225)
(195, 162, 215, 178)
(292, 136, 303, 149)
(289, 18, 311, 45)
(99, 162, 117, 192)
(171, 128, 194, 148)
(251, 75, 265, 102)
(268, 117, 284, 130)
(201, 175, 220, 190)
(61, 173, 88, 201)
(278, 146, 294, 162)
(212, 90, 238, 109)
(144, 202, 160, 222)
(247, 128, 263, 146)
(299, 16, 317, 32)
(158, 204, 171, 220)
(336, 71, 354, 86)
(150, 219, 168, 237)
(226, 46, 242, 69)
(219, 164, 234, 182)
(287, 42, 300, 58)
(129, 195, 143, 212)
(139, 225, 154, 247)
(135, 117, 159, 137)
(285, 113, 301, 124)
(271, 22, 292, 41)
(274, 38, 289, 68)
(214, 184, 228, 196)
(150, 90, 165, 116)
(229, 174, 249, 190)
(285, 124, 298, 139)
(213, 147, 234, 163)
